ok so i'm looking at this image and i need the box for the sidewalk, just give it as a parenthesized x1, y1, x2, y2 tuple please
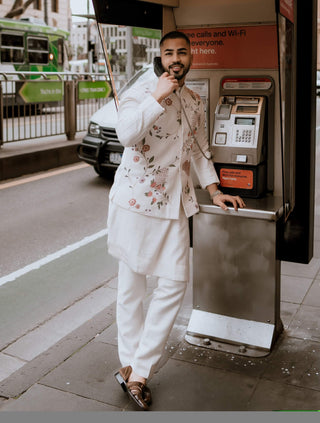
(0, 136, 319, 417)
(0, 254, 320, 413)
(0, 134, 83, 181)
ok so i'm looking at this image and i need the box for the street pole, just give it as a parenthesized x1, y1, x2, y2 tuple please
(126, 26, 134, 80)
(44, 0, 48, 25)
(87, 0, 92, 72)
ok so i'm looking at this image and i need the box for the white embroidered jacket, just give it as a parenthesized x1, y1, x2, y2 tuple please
(110, 69, 219, 219)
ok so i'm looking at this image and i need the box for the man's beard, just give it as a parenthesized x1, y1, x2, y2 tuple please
(168, 63, 190, 80)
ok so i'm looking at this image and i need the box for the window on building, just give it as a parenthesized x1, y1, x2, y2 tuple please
(27, 37, 49, 64)
(34, 0, 42, 10)
(52, 0, 59, 13)
(1, 33, 24, 63)
(57, 38, 64, 65)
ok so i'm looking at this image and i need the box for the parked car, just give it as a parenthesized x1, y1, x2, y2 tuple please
(77, 65, 152, 177)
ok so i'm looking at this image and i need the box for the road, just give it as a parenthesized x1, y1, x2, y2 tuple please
(0, 164, 118, 350)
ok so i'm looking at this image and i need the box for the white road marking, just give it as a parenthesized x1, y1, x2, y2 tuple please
(0, 228, 108, 287)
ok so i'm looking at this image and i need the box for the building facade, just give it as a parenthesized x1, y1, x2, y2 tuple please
(0, 0, 71, 33)
(70, 20, 160, 80)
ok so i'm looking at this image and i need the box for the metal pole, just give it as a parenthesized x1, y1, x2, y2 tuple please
(0, 84, 3, 147)
(126, 26, 134, 81)
(44, 0, 48, 25)
(87, 0, 91, 71)
(64, 80, 76, 140)
(97, 23, 119, 110)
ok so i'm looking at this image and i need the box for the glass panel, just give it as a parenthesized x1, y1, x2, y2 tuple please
(1, 33, 24, 48)
(28, 37, 48, 52)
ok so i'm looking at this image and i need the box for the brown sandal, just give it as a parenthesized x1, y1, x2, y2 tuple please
(114, 365, 151, 410)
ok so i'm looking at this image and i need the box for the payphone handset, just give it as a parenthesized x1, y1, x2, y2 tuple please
(212, 96, 266, 166)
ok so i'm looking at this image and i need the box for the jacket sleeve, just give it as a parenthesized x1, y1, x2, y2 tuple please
(191, 101, 220, 189)
(115, 86, 164, 147)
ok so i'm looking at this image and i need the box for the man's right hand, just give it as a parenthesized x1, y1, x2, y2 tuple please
(152, 72, 179, 104)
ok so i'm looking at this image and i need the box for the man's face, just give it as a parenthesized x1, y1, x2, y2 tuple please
(160, 37, 193, 85)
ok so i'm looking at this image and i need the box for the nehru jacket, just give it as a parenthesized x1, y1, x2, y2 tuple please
(110, 69, 219, 219)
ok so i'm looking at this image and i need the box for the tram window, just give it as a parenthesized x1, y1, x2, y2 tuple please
(27, 36, 49, 64)
(1, 33, 24, 47)
(1, 49, 24, 63)
(28, 37, 48, 51)
(0, 33, 24, 63)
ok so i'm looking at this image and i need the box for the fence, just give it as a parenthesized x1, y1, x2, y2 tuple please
(0, 71, 112, 146)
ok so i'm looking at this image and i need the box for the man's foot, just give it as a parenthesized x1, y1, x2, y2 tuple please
(114, 365, 152, 410)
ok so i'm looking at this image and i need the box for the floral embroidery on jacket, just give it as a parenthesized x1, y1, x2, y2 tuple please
(112, 77, 218, 218)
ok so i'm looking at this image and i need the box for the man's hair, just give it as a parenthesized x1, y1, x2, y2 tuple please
(160, 31, 190, 47)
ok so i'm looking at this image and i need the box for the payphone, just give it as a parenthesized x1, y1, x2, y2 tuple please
(211, 82, 272, 198)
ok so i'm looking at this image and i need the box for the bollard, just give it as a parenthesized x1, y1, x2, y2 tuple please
(64, 80, 76, 141)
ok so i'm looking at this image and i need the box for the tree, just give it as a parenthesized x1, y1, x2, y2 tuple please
(5, 0, 37, 19)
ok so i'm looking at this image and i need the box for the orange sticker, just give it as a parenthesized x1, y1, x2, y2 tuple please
(220, 168, 254, 189)
(180, 25, 278, 69)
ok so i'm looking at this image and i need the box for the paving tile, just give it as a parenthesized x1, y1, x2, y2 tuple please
(303, 279, 320, 307)
(281, 275, 313, 304)
(95, 321, 118, 346)
(247, 379, 320, 411)
(3, 284, 117, 361)
(172, 339, 271, 379)
(147, 358, 257, 411)
(39, 342, 129, 409)
(0, 383, 119, 411)
(261, 336, 320, 391)
(280, 301, 300, 330)
(286, 305, 320, 341)
(0, 353, 25, 381)
(281, 258, 320, 279)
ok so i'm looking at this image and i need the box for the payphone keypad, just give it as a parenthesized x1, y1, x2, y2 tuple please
(235, 128, 255, 144)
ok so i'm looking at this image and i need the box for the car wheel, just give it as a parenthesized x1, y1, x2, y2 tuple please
(94, 164, 115, 179)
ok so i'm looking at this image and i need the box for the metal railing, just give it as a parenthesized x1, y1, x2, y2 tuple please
(0, 71, 112, 146)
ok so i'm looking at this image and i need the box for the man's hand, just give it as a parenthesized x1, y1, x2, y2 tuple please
(152, 72, 179, 104)
(212, 193, 246, 211)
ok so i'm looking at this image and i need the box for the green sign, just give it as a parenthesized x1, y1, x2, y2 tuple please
(18, 81, 63, 103)
(78, 81, 111, 100)
(132, 27, 161, 40)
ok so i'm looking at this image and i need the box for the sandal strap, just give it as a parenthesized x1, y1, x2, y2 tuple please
(127, 381, 145, 395)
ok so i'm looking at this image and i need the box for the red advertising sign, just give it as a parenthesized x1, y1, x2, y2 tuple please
(219, 168, 254, 190)
(279, 0, 294, 23)
(180, 25, 278, 70)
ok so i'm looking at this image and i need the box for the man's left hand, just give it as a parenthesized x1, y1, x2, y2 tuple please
(212, 193, 246, 211)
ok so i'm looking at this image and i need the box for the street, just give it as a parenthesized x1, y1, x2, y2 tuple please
(0, 164, 118, 351)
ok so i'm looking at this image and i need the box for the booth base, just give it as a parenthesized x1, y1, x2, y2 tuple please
(185, 309, 280, 358)
(187, 189, 284, 358)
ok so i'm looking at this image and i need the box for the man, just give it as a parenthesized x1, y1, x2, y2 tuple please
(107, 31, 245, 410)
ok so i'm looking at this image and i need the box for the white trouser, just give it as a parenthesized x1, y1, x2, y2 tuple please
(116, 260, 187, 379)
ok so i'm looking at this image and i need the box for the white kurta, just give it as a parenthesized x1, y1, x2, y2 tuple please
(107, 200, 190, 281)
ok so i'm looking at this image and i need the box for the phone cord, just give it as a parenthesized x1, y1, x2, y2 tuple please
(176, 93, 212, 161)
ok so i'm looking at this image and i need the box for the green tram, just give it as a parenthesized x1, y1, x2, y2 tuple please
(0, 17, 69, 74)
